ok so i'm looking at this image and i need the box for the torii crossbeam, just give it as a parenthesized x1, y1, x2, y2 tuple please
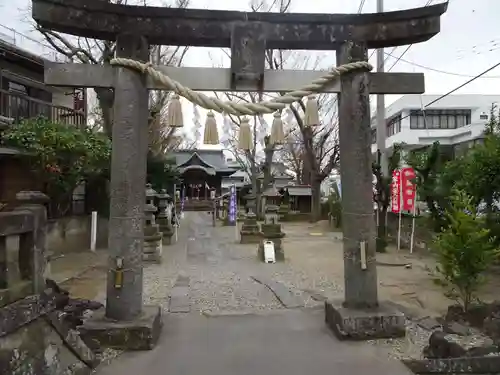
(32, 0, 447, 350)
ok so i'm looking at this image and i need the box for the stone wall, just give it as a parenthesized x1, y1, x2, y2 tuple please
(0, 191, 96, 375)
(0, 295, 94, 375)
(47, 215, 109, 255)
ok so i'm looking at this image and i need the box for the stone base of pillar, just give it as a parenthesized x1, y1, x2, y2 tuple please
(240, 214, 261, 244)
(258, 224, 285, 261)
(278, 204, 290, 222)
(143, 251, 161, 263)
(240, 230, 261, 244)
(143, 225, 162, 263)
(79, 305, 162, 351)
(324, 299, 406, 340)
(158, 223, 174, 245)
(162, 232, 173, 245)
(222, 217, 236, 226)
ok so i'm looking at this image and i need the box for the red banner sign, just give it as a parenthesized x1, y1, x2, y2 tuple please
(401, 167, 416, 212)
(391, 170, 401, 213)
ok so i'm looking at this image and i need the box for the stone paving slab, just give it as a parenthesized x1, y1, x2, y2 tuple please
(168, 275, 190, 313)
(95, 308, 413, 375)
(251, 276, 304, 308)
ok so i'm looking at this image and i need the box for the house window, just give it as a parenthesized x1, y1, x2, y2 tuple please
(371, 128, 376, 144)
(409, 109, 471, 129)
(7, 81, 29, 120)
(410, 112, 426, 129)
(386, 114, 401, 137)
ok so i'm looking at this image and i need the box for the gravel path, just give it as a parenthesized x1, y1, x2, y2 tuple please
(141, 212, 436, 360)
(142, 212, 346, 313)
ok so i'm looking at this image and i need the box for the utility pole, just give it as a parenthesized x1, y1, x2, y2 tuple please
(376, 0, 388, 175)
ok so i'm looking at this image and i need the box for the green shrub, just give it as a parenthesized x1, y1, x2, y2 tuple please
(432, 189, 500, 312)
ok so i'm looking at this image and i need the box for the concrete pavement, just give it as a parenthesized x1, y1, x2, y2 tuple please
(95, 212, 413, 374)
(96, 308, 412, 375)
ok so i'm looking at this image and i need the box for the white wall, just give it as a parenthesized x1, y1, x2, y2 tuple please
(371, 95, 500, 154)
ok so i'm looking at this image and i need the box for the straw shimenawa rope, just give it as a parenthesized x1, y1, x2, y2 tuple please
(110, 58, 372, 116)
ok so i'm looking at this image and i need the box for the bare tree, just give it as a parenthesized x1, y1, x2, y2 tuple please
(217, 0, 339, 221)
(219, 92, 263, 199)
(211, 0, 293, 217)
(265, 48, 340, 222)
(34, 0, 191, 152)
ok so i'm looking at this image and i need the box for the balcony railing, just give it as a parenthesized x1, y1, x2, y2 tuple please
(0, 24, 69, 63)
(0, 89, 86, 127)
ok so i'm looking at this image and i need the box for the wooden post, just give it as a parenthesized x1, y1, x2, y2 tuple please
(105, 34, 150, 321)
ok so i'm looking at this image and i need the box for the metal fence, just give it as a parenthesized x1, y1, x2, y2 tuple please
(0, 24, 69, 62)
(0, 89, 85, 127)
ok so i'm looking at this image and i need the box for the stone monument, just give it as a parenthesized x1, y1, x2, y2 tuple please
(222, 200, 234, 226)
(278, 204, 290, 222)
(240, 192, 260, 244)
(143, 184, 162, 263)
(258, 186, 285, 261)
(156, 189, 174, 245)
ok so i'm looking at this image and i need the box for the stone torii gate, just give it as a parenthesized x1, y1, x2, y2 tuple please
(33, 0, 447, 349)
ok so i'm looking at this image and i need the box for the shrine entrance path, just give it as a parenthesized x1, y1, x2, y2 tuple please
(96, 308, 412, 375)
(97, 212, 412, 375)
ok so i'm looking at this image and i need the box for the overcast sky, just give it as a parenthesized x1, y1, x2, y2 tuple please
(0, 0, 499, 149)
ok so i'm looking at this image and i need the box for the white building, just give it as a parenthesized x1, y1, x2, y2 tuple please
(371, 94, 500, 157)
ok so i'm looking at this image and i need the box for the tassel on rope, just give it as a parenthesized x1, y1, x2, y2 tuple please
(304, 95, 320, 126)
(203, 111, 219, 145)
(167, 94, 183, 127)
(270, 111, 285, 145)
(238, 117, 253, 151)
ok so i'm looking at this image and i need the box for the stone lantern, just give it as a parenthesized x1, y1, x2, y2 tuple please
(156, 189, 174, 245)
(239, 192, 260, 244)
(261, 186, 281, 224)
(258, 186, 285, 261)
(244, 191, 257, 214)
(143, 184, 162, 263)
(278, 187, 291, 222)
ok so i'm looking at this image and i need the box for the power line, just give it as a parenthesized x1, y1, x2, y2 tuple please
(383, 50, 500, 78)
(383, 47, 398, 64)
(424, 60, 500, 107)
(357, 0, 367, 13)
(387, 0, 435, 72)
(387, 44, 412, 72)
(391, 60, 500, 124)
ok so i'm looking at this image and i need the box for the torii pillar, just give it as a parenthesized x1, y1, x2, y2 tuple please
(33, 0, 447, 345)
(323, 41, 406, 340)
(83, 33, 163, 350)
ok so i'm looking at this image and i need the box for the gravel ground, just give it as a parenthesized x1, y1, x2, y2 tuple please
(140, 213, 346, 313)
(142, 225, 187, 308)
(56, 212, 434, 365)
(367, 320, 432, 360)
(139, 212, 435, 360)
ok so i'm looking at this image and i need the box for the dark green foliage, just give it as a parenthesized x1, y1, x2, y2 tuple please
(146, 152, 181, 193)
(372, 144, 403, 252)
(432, 189, 500, 312)
(2, 116, 111, 217)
